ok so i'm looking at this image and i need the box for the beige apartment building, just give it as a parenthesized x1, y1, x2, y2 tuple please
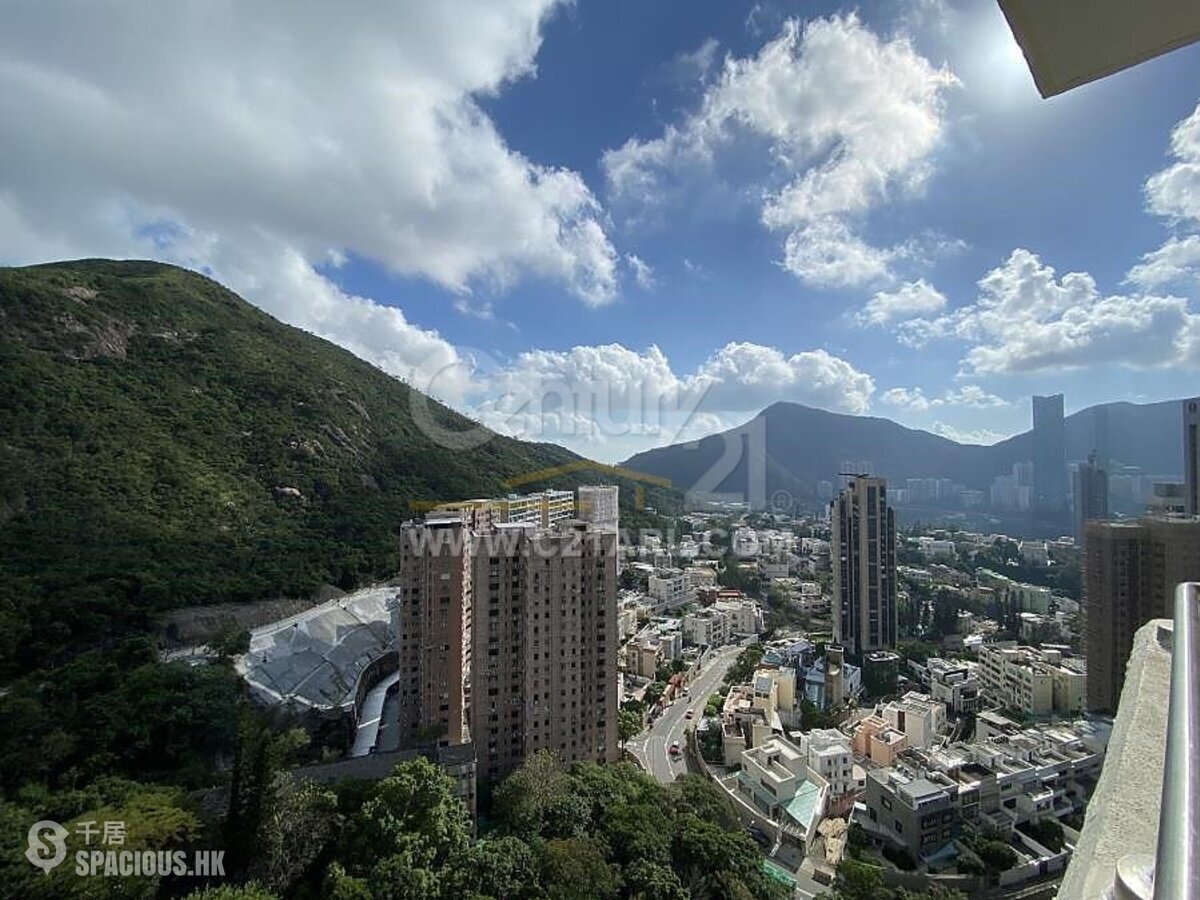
(978, 643, 1084, 717)
(396, 514, 474, 748)
(397, 515, 619, 790)
(1084, 516, 1200, 711)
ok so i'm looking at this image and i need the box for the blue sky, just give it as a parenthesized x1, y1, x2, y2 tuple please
(5, 0, 1200, 461)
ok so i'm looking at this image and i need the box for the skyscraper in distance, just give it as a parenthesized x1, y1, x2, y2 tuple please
(1092, 405, 1110, 473)
(1073, 452, 1108, 541)
(1032, 394, 1068, 534)
(830, 476, 897, 659)
(1185, 398, 1200, 516)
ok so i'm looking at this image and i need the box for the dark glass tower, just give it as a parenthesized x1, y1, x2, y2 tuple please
(1032, 394, 1068, 534)
(830, 476, 897, 659)
(1073, 452, 1108, 541)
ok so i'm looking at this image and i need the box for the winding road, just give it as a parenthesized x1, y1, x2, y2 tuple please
(626, 641, 747, 782)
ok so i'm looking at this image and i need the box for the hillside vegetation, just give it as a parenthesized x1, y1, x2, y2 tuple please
(0, 260, 675, 677)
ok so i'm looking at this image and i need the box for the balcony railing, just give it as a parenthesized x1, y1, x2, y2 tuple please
(1151, 582, 1200, 899)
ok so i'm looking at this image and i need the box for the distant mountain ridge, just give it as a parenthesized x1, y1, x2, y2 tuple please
(622, 398, 1186, 509)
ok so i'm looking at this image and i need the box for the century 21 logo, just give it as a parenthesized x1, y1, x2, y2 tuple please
(26, 820, 69, 874)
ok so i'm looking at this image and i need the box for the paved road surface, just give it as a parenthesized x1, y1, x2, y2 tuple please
(349, 671, 400, 757)
(627, 641, 747, 783)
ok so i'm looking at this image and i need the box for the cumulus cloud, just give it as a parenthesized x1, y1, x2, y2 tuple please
(898, 248, 1200, 374)
(0, 0, 620, 344)
(603, 15, 957, 288)
(471, 341, 874, 455)
(1131, 105, 1200, 294)
(1145, 103, 1200, 225)
(857, 278, 947, 326)
(880, 384, 1007, 412)
(1126, 235, 1200, 290)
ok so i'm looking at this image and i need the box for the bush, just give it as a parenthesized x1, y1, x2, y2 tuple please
(1018, 818, 1064, 853)
(957, 856, 985, 876)
(975, 839, 1017, 873)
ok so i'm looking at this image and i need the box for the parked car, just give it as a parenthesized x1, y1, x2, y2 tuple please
(669, 741, 681, 756)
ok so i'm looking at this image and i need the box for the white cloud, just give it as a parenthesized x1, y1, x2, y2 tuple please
(471, 341, 874, 457)
(1126, 235, 1200, 289)
(899, 248, 1200, 373)
(1131, 105, 1200, 294)
(880, 384, 1007, 412)
(603, 14, 957, 288)
(626, 254, 656, 290)
(1145, 103, 1200, 225)
(857, 278, 947, 326)
(453, 297, 497, 321)
(781, 219, 897, 289)
(0, 0, 620, 324)
(930, 422, 1008, 445)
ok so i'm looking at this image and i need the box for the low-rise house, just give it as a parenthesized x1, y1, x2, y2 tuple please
(862, 768, 961, 863)
(738, 735, 829, 850)
(852, 715, 909, 766)
(798, 728, 856, 814)
(880, 692, 948, 750)
(715, 597, 762, 636)
(926, 657, 983, 715)
(682, 607, 730, 648)
(648, 569, 694, 611)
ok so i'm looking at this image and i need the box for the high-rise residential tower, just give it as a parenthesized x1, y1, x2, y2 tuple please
(1185, 397, 1200, 516)
(1032, 394, 1069, 534)
(576, 484, 619, 532)
(830, 476, 897, 658)
(396, 514, 474, 749)
(397, 514, 618, 791)
(1083, 517, 1200, 712)
(1073, 452, 1109, 542)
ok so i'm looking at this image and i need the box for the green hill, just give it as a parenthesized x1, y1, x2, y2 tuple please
(0, 259, 675, 677)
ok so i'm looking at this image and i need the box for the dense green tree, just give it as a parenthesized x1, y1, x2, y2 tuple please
(460, 835, 540, 899)
(624, 859, 689, 900)
(827, 858, 891, 900)
(341, 758, 471, 874)
(253, 778, 340, 893)
(723, 644, 764, 687)
(2, 781, 205, 900)
(643, 681, 667, 707)
(0, 649, 241, 798)
(618, 708, 644, 748)
(490, 751, 590, 840)
(541, 837, 622, 900)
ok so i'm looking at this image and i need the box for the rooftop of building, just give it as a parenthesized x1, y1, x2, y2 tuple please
(238, 584, 395, 710)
